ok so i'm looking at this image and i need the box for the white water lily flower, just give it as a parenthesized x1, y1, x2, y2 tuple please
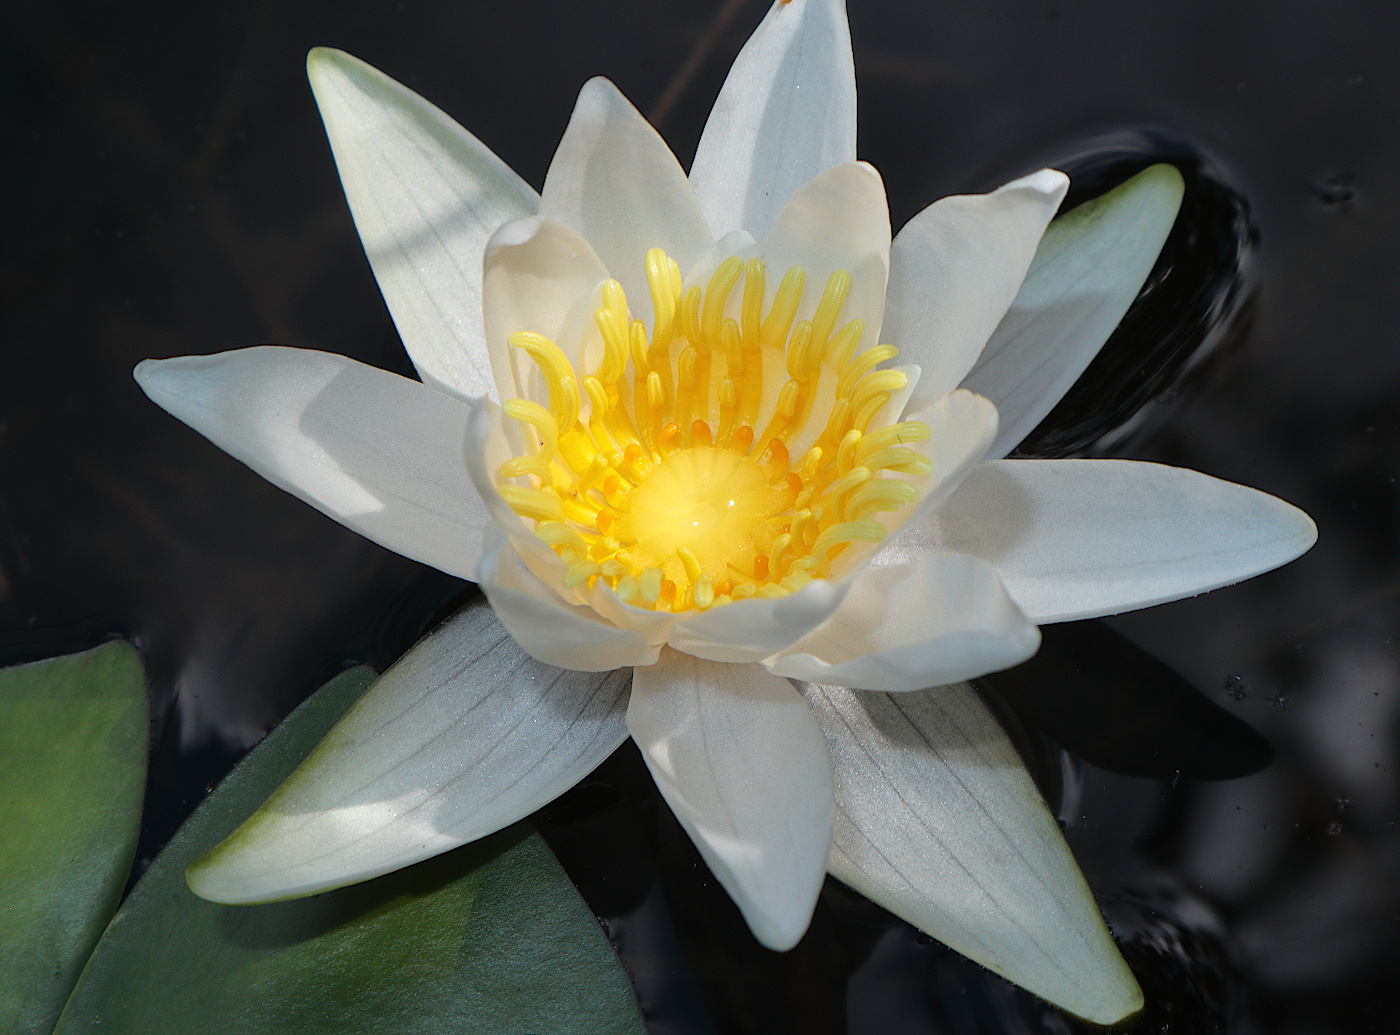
(134, 0, 1315, 1023)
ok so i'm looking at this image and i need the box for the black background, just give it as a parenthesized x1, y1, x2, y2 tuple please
(3, 1, 1396, 1031)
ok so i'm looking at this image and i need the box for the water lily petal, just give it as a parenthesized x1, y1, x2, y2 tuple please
(628, 651, 833, 950)
(588, 579, 683, 648)
(462, 397, 582, 590)
(804, 681, 1144, 1025)
(482, 216, 611, 409)
(667, 578, 851, 663)
(888, 459, 1318, 623)
(744, 161, 891, 456)
(187, 599, 632, 904)
(962, 164, 1184, 458)
(478, 534, 660, 670)
(764, 552, 1040, 690)
(888, 170, 1069, 411)
(307, 48, 537, 403)
(690, 0, 857, 241)
(540, 77, 713, 328)
(136, 347, 488, 581)
(884, 390, 999, 530)
(759, 160, 891, 354)
(834, 389, 998, 580)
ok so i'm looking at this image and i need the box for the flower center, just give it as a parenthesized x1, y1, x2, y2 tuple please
(614, 446, 783, 596)
(495, 248, 932, 613)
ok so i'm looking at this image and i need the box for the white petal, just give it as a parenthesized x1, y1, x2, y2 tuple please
(888, 170, 1069, 411)
(477, 534, 660, 671)
(889, 459, 1317, 623)
(135, 347, 488, 581)
(307, 48, 537, 403)
(667, 578, 850, 664)
(764, 553, 1040, 691)
(482, 216, 610, 408)
(748, 162, 891, 464)
(587, 579, 683, 647)
(187, 599, 631, 903)
(690, 0, 857, 241)
(962, 164, 1185, 458)
(836, 389, 998, 580)
(805, 681, 1144, 1024)
(540, 77, 713, 327)
(758, 161, 891, 358)
(628, 651, 833, 950)
(462, 397, 580, 589)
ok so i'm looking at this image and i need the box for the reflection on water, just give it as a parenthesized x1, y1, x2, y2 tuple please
(3, 0, 1398, 1031)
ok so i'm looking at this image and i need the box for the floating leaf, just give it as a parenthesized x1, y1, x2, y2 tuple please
(55, 666, 645, 1035)
(0, 642, 148, 1035)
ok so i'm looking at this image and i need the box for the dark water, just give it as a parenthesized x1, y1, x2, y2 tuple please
(3, 1, 1397, 1032)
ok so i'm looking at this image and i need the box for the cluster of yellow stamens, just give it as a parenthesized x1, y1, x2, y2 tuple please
(495, 247, 931, 614)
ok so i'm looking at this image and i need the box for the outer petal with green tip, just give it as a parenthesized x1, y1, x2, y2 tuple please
(963, 164, 1185, 458)
(56, 666, 646, 1035)
(187, 599, 631, 904)
(308, 47, 538, 402)
(804, 680, 1144, 1025)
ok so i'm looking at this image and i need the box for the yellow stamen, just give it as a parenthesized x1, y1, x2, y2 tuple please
(495, 246, 934, 610)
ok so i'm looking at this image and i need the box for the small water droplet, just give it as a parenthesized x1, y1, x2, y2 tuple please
(1336, 797, 1350, 812)
(1268, 693, 1287, 708)
(1310, 175, 1355, 207)
(1328, 821, 1343, 836)
(1223, 674, 1247, 701)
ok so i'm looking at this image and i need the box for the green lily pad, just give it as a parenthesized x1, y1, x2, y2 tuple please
(0, 641, 149, 1035)
(55, 665, 646, 1035)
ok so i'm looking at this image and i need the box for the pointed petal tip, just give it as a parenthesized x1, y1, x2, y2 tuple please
(484, 213, 546, 255)
(1282, 491, 1319, 546)
(132, 356, 160, 388)
(1144, 160, 1186, 194)
(1088, 972, 1146, 1026)
(305, 45, 359, 88)
(1120, 162, 1185, 223)
(132, 354, 199, 407)
(183, 844, 344, 907)
(579, 74, 622, 99)
(1050, 953, 1143, 1025)
(1004, 167, 1071, 201)
(743, 902, 812, 953)
(305, 44, 335, 73)
(183, 845, 264, 905)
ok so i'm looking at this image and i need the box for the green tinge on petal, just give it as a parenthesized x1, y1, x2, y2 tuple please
(185, 599, 631, 904)
(54, 666, 646, 1035)
(806, 681, 1144, 1025)
(0, 643, 147, 1035)
(965, 163, 1186, 459)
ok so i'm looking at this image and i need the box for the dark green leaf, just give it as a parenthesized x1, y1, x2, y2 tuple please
(55, 665, 646, 1035)
(0, 642, 148, 1035)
